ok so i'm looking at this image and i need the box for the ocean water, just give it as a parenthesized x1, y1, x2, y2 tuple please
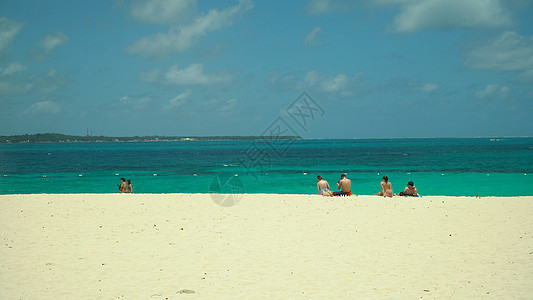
(0, 138, 532, 196)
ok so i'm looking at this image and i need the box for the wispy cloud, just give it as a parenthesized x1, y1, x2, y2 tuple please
(412, 83, 439, 93)
(307, 0, 514, 32)
(139, 69, 160, 82)
(165, 90, 192, 109)
(24, 101, 61, 115)
(384, 0, 513, 32)
(162, 90, 238, 114)
(465, 31, 533, 71)
(304, 70, 363, 95)
(519, 70, 533, 83)
(164, 63, 232, 85)
(318, 73, 350, 92)
(306, 0, 353, 15)
(476, 84, 510, 99)
(0, 17, 24, 59)
(205, 97, 239, 113)
(131, 0, 197, 24)
(0, 81, 32, 96)
(0, 62, 26, 76)
(304, 26, 322, 46)
(119, 95, 152, 110)
(40, 31, 69, 53)
(125, 0, 254, 58)
(270, 70, 363, 96)
(0, 66, 67, 97)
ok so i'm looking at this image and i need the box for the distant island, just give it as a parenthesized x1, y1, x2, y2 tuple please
(0, 133, 302, 143)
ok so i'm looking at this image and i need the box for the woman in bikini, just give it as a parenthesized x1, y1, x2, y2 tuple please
(317, 175, 331, 195)
(375, 175, 393, 197)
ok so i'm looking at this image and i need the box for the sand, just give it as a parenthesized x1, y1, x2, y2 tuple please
(1, 193, 532, 299)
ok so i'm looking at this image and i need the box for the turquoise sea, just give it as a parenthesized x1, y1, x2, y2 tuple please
(0, 138, 532, 196)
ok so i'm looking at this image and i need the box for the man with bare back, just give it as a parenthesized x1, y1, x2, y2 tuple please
(334, 174, 352, 196)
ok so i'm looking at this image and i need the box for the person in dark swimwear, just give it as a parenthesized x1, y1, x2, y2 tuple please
(399, 181, 418, 196)
(127, 179, 133, 193)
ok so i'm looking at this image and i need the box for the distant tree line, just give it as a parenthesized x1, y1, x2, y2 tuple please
(0, 133, 302, 143)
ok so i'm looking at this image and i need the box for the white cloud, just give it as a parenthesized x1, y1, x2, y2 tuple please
(205, 97, 238, 113)
(133, 97, 152, 109)
(307, 0, 332, 15)
(221, 98, 237, 111)
(164, 63, 232, 85)
(519, 70, 533, 82)
(41, 31, 69, 52)
(0, 66, 67, 97)
(166, 90, 192, 109)
(304, 26, 322, 46)
(0, 81, 32, 95)
(270, 70, 362, 95)
(24, 101, 61, 115)
(389, 0, 512, 32)
(140, 69, 160, 82)
(319, 74, 349, 92)
(119, 95, 152, 110)
(306, 0, 353, 15)
(476, 84, 510, 98)
(0, 62, 26, 75)
(413, 83, 439, 93)
(304, 70, 362, 94)
(125, 0, 254, 58)
(131, 0, 197, 24)
(0, 17, 24, 57)
(374, 0, 414, 4)
(465, 31, 533, 71)
(304, 70, 321, 86)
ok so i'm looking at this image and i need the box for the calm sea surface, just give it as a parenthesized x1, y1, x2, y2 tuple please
(0, 138, 532, 196)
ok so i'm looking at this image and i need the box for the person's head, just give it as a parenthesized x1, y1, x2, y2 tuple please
(120, 177, 125, 182)
(382, 175, 388, 182)
(408, 181, 414, 188)
(127, 179, 131, 184)
(340, 174, 346, 179)
(317, 175, 322, 181)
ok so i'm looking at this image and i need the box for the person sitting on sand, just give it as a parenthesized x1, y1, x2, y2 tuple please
(127, 179, 133, 193)
(334, 174, 352, 196)
(119, 177, 127, 193)
(317, 175, 331, 195)
(375, 175, 393, 197)
(399, 181, 418, 196)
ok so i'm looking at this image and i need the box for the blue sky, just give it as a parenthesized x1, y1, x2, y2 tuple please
(1, 0, 532, 138)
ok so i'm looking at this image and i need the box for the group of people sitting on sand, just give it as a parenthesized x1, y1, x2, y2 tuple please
(317, 174, 418, 197)
(118, 177, 133, 193)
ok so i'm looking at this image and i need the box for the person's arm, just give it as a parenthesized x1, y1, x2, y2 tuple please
(337, 180, 341, 190)
(413, 187, 418, 196)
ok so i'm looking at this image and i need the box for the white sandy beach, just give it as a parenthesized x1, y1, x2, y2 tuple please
(1, 193, 532, 299)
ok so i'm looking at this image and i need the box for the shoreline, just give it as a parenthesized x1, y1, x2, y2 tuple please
(1, 192, 533, 197)
(1, 193, 532, 298)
